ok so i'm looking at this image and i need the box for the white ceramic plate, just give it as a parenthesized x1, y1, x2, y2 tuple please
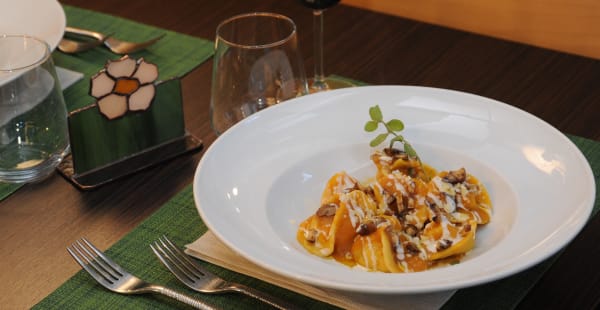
(0, 0, 65, 50)
(0, 0, 65, 85)
(193, 86, 595, 293)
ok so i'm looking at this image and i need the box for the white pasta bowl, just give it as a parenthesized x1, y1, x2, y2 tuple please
(193, 85, 595, 293)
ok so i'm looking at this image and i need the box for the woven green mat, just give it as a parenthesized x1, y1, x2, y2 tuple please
(0, 5, 213, 201)
(0, 183, 22, 201)
(34, 135, 600, 309)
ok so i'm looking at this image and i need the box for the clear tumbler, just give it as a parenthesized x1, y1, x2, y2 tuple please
(0, 35, 69, 183)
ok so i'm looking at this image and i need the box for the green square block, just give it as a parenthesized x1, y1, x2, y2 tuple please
(68, 78, 184, 174)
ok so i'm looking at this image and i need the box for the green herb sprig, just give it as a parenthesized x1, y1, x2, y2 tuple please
(364, 105, 419, 159)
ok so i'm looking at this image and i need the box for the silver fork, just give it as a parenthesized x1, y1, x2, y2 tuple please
(58, 37, 106, 54)
(151, 236, 298, 310)
(63, 26, 164, 54)
(67, 238, 217, 310)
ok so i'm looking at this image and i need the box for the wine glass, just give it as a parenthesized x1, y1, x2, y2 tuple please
(210, 13, 309, 135)
(299, 0, 354, 92)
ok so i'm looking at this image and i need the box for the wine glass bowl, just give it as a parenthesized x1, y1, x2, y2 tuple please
(209, 12, 308, 135)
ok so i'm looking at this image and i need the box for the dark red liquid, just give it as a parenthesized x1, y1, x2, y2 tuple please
(299, 0, 340, 10)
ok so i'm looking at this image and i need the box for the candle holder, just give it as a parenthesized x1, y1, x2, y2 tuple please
(57, 56, 202, 190)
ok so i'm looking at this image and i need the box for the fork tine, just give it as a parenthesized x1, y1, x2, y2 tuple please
(68, 244, 115, 286)
(69, 238, 216, 310)
(76, 239, 121, 281)
(154, 236, 295, 310)
(81, 237, 127, 276)
(158, 236, 206, 279)
(151, 242, 197, 283)
(160, 236, 215, 278)
(74, 240, 120, 282)
(158, 238, 203, 280)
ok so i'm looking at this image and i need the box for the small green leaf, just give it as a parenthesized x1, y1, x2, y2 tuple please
(404, 143, 418, 158)
(364, 120, 378, 132)
(386, 119, 404, 131)
(370, 133, 388, 147)
(369, 105, 383, 122)
(390, 135, 404, 144)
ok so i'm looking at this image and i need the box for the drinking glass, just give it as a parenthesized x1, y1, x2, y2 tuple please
(299, 0, 354, 92)
(210, 12, 308, 135)
(0, 35, 69, 183)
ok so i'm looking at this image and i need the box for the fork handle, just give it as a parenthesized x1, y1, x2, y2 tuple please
(229, 283, 298, 310)
(153, 286, 218, 310)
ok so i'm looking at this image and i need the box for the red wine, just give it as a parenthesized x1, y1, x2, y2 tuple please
(299, 0, 340, 10)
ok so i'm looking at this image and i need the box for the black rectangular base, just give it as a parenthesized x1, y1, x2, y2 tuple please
(57, 132, 203, 190)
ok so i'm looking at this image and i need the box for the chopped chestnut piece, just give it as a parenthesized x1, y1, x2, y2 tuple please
(443, 168, 466, 184)
(357, 221, 377, 236)
(386, 194, 399, 214)
(316, 203, 338, 217)
(405, 242, 421, 255)
(305, 229, 318, 243)
(397, 208, 411, 221)
(437, 239, 453, 251)
(383, 147, 404, 157)
(385, 193, 396, 205)
(363, 186, 375, 198)
(422, 219, 432, 227)
(404, 224, 419, 237)
(425, 196, 438, 211)
(342, 182, 360, 193)
(401, 194, 410, 210)
(465, 182, 479, 192)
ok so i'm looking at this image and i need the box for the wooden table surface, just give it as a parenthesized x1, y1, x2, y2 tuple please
(1, 0, 599, 308)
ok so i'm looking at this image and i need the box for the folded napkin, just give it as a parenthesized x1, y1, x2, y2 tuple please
(186, 231, 455, 310)
(56, 66, 84, 90)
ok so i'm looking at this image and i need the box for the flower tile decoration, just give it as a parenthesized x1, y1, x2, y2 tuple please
(90, 55, 159, 120)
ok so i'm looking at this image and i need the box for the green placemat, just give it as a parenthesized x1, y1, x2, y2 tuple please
(0, 183, 22, 201)
(33, 185, 336, 310)
(34, 135, 600, 309)
(0, 5, 214, 201)
(57, 5, 213, 111)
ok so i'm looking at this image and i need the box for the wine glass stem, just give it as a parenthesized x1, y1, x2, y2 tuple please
(312, 9, 328, 91)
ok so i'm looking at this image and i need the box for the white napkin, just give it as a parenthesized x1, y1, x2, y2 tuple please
(56, 66, 84, 90)
(0, 67, 82, 128)
(186, 231, 456, 310)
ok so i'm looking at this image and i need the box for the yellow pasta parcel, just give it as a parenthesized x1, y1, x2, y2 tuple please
(297, 148, 492, 273)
